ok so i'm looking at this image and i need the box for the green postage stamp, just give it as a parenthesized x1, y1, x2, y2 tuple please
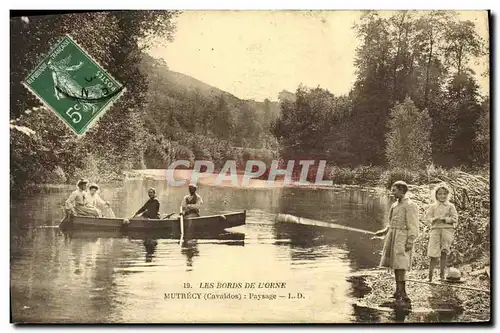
(22, 35, 125, 135)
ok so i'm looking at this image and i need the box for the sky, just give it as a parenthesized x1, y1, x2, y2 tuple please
(147, 10, 490, 102)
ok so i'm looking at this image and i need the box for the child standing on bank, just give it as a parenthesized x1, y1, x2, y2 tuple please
(374, 180, 419, 308)
(425, 183, 458, 281)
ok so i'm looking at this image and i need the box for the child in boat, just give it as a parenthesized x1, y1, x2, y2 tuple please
(425, 183, 458, 281)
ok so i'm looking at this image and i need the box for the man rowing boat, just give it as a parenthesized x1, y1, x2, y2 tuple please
(65, 179, 101, 217)
(133, 188, 160, 219)
(181, 184, 203, 218)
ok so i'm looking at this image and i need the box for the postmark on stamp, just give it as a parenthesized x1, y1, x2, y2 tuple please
(22, 34, 125, 135)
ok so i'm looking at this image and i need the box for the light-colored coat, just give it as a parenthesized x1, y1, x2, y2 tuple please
(380, 195, 420, 270)
(181, 193, 203, 217)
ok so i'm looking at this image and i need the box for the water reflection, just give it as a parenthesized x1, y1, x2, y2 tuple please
(181, 239, 199, 268)
(10, 179, 409, 323)
(143, 238, 158, 263)
(273, 222, 381, 270)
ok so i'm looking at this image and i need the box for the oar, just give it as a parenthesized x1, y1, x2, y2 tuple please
(276, 214, 376, 235)
(179, 206, 184, 243)
(159, 212, 176, 219)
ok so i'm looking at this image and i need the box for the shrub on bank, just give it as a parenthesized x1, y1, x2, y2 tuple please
(327, 165, 422, 187)
(379, 167, 420, 189)
(327, 166, 358, 185)
(353, 165, 384, 186)
(325, 165, 382, 186)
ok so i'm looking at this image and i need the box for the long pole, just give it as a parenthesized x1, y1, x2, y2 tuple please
(276, 214, 376, 235)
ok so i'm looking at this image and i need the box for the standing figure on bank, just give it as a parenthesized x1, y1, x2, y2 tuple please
(425, 183, 458, 281)
(374, 180, 420, 308)
(181, 184, 203, 218)
(65, 179, 101, 217)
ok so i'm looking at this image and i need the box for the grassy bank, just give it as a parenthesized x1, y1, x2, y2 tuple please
(254, 162, 489, 189)
(322, 164, 488, 189)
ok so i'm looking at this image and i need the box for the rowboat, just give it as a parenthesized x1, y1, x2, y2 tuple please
(59, 210, 246, 233)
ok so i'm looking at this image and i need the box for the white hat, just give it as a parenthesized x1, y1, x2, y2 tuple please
(447, 267, 461, 280)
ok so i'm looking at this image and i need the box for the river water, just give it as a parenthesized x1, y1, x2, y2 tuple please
(11, 177, 404, 323)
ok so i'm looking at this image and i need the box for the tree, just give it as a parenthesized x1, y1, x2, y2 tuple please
(234, 103, 262, 148)
(473, 97, 490, 166)
(386, 97, 432, 169)
(211, 94, 234, 140)
(413, 11, 454, 109)
(10, 11, 179, 192)
(444, 20, 484, 76)
(349, 12, 393, 165)
(262, 98, 272, 131)
(271, 86, 352, 164)
(445, 72, 482, 167)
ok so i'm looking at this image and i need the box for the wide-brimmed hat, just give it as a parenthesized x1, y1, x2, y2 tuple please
(77, 179, 89, 186)
(89, 183, 99, 190)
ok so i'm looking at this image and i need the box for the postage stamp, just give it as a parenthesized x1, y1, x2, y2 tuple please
(22, 34, 125, 135)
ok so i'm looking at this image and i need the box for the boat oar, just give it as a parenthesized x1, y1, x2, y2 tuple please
(179, 206, 184, 243)
(275, 214, 376, 235)
(160, 212, 176, 219)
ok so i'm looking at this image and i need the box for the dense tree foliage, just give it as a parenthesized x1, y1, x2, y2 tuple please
(11, 11, 180, 194)
(272, 11, 488, 170)
(138, 54, 279, 169)
(10, 11, 489, 196)
(10, 12, 279, 195)
(272, 86, 352, 163)
(386, 97, 432, 169)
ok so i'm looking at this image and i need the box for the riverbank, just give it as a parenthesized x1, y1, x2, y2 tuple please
(125, 169, 388, 192)
(354, 266, 490, 322)
(13, 162, 488, 199)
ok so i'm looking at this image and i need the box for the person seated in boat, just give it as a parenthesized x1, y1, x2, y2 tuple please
(133, 188, 160, 219)
(65, 179, 101, 217)
(88, 183, 115, 218)
(181, 184, 203, 218)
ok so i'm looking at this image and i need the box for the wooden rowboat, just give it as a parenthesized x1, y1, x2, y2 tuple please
(59, 210, 246, 233)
